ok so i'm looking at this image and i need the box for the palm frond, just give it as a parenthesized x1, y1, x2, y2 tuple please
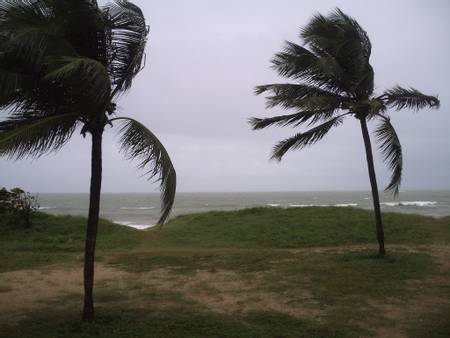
(43, 56, 111, 111)
(0, 0, 54, 27)
(0, 112, 78, 159)
(354, 63, 374, 97)
(0, 1, 109, 117)
(271, 41, 347, 93)
(249, 109, 336, 130)
(271, 115, 345, 161)
(328, 8, 371, 59)
(105, 0, 148, 96)
(0, 68, 25, 105)
(114, 117, 176, 225)
(380, 86, 440, 111)
(374, 116, 403, 196)
(299, 8, 373, 95)
(255, 83, 348, 111)
(301, 8, 371, 64)
(0, 0, 73, 70)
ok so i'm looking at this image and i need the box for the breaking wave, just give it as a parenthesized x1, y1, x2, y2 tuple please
(120, 207, 156, 210)
(288, 203, 358, 208)
(381, 201, 437, 207)
(114, 221, 154, 230)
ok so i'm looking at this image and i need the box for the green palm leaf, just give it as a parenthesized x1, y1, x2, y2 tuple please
(0, 0, 74, 70)
(43, 56, 111, 111)
(0, 0, 54, 33)
(271, 41, 346, 93)
(0, 68, 26, 106)
(380, 86, 440, 111)
(300, 8, 373, 95)
(374, 117, 402, 196)
(255, 83, 349, 110)
(114, 117, 176, 225)
(249, 109, 336, 130)
(271, 115, 345, 161)
(105, 0, 148, 96)
(0, 113, 78, 159)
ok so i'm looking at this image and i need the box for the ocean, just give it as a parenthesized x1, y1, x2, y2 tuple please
(37, 191, 450, 229)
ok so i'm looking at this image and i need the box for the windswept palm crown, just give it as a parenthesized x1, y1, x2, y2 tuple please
(250, 8, 439, 196)
(0, 0, 176, 224)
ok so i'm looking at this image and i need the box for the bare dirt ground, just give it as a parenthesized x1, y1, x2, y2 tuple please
(0, 264, 129, 323)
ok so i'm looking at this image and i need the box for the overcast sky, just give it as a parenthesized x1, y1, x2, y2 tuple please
(1, 0, 449, 193)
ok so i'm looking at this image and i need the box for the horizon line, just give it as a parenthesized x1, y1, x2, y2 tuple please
(32, 189, 450, 194)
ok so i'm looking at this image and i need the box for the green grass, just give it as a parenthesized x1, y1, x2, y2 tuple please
(269, 251, 435, 299)
(109, 249, 286, 273)
(0, 308, 347, 338)
(0, 207, 449, 337)
(2, 207, 447, 273)
(109, 249, 434, 288)
(142, 207, 450, 249)
(0, 212, 141, 272)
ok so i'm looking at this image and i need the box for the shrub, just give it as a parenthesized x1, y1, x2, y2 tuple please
(0, 187, 39, 228)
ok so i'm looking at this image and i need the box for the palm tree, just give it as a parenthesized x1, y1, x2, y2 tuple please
(0, 0, 176, 321)
(249, 8, 439, 257)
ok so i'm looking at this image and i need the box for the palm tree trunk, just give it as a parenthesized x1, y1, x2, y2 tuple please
(82, 128, 103, 321)
(359, 117, 386, 257)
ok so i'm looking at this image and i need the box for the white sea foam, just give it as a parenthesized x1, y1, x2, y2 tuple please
(116, 221, 133, 225)
(129, 224, 154, 230)
(288, 203, 357, 208)
(288, 204, 330, 207)
(114, 221, 154, 230)
(120, 207, 155, 210)
(267, 203, 281, 207)
(381, 201, 437, 207)
(39, 206, 56, 210)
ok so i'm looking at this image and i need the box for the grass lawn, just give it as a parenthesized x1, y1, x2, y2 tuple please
(0, 207, 449, 337)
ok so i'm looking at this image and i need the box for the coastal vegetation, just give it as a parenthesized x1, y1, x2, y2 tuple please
(249, 9, 440, 256)
(0, 0, 175, 321)
(0, 187, 39, 228)
(0, 208, 449, 337)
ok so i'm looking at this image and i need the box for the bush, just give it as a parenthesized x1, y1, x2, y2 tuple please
(0, 187, 39, 228)
(0, 187, 11, 214)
